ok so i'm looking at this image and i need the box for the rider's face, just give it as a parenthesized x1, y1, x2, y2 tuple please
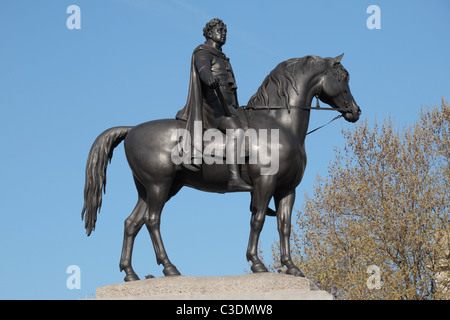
(209, 25, 227, 46)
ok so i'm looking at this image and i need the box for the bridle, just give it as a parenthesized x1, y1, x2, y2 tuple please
(303, 65, 353, 115)
(242, 64, 355, 135)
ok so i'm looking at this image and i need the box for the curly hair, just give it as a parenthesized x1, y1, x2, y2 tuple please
(203, 18, 227, 39)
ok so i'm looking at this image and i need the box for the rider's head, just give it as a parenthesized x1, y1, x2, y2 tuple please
(203, 18, 227, 46)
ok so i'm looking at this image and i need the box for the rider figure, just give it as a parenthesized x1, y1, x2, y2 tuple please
(176, 18, 253, 192)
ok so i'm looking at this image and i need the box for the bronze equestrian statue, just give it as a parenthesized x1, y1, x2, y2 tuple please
(81, 18, 361, 282)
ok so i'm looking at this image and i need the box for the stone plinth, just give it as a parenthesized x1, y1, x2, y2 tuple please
(95, 273, 333, 300)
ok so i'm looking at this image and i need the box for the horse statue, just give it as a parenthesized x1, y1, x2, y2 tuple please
(81, 54, 361, 282)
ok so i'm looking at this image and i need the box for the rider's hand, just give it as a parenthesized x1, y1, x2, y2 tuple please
(207, 76, 220, 89)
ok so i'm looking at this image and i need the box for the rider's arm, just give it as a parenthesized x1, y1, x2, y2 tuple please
(194, 50, 219, 88)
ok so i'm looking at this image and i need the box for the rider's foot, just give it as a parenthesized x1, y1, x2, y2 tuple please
(228, 177, 254, 192)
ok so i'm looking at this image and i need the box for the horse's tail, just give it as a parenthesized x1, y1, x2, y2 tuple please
(81, 126, 132, 236)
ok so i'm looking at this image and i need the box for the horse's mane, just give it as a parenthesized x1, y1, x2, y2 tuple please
(247, 55, 328, 109)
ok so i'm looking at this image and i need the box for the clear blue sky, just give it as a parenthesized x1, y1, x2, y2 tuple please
(0, 0, 448, 299)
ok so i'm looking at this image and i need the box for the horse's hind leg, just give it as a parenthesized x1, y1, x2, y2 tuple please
(119, 197, 146, 281)
(119, 177, 147, 282)
(144, 179, 181, 277)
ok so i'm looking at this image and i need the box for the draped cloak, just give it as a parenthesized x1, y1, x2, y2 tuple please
(175, 44, 237, 167)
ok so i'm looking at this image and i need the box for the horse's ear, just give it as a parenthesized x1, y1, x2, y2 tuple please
(333, 53, 344, 65)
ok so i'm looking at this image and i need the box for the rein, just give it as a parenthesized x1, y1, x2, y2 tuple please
(243, 104, 337, 111)
(305, 114, 342, 135)
(243, 97, 344, 135)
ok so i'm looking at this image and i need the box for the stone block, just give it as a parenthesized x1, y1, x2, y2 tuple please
(95, 273, 333, 300)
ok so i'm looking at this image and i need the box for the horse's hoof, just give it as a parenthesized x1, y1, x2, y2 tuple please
(163, 264, 181, 276)
(251, 262, 269, 273)
(124, 273, 140, 282)
(286, 266, 305, 277)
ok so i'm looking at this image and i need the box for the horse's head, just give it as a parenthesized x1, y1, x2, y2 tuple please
(319, 54, 361, 123)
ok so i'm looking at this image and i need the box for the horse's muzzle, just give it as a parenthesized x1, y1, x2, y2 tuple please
(343, 105, 361, 123)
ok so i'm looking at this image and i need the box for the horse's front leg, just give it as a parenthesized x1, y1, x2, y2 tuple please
(246, 177, 275, 273)
(275, 189, 304, 277)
